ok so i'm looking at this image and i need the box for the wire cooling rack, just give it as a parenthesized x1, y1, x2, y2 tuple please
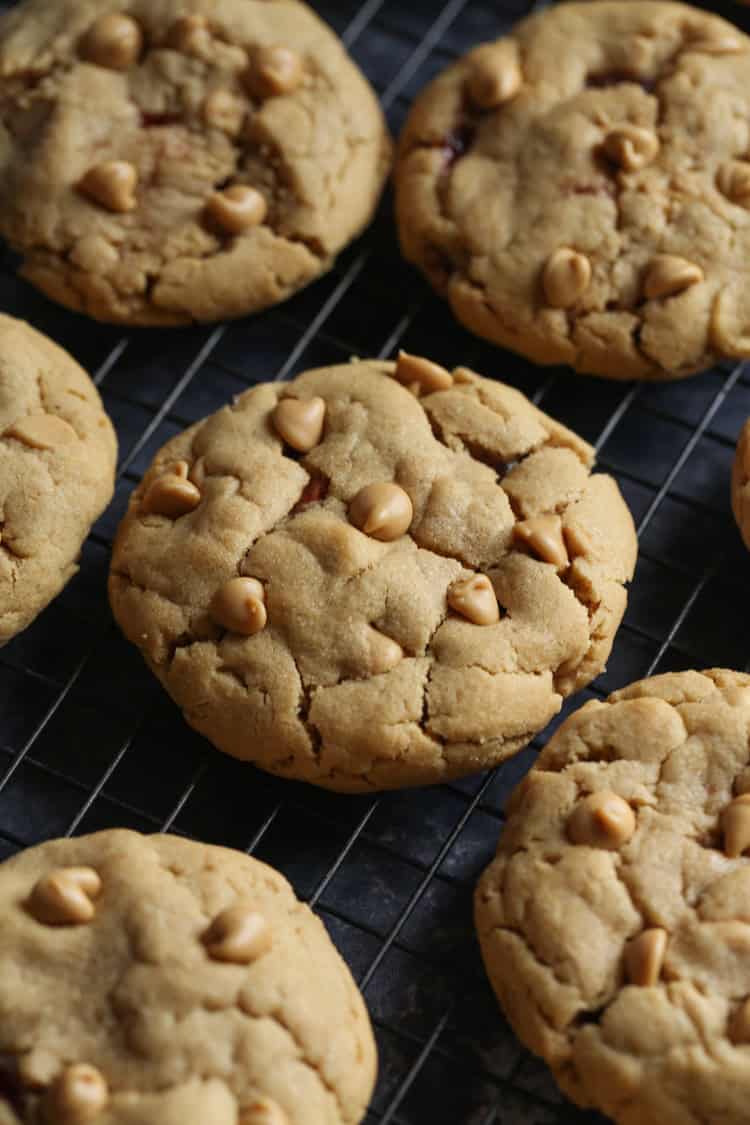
(3, 0, 750, 1121)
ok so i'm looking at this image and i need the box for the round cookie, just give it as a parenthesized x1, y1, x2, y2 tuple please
(395, 1, 750, 381)
(0, 829, 377, 1125)
(731, 417, 750, 551)
(0, 315, 116, 644)
(475, 669, 750, 1125)
(0, 1, 391, 325)
(108, 354, 637, 791)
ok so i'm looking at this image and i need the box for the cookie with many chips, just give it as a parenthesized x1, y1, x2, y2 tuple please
(108, 354, 637, 791)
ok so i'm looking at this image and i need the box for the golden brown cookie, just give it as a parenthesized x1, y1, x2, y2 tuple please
(0, 829, 377, 1124)
(476, 669, 750, 1125)
(108, 355, 637, 791)
(731, 417, 750, 551)
(0, 315, 116, 644)
(395, 1, 750, 380)
(0, 0, 391, 325)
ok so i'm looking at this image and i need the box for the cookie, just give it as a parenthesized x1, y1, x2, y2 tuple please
(0, 829, 377, 1125)
(475, 669, 750, 1125)
(108, 354, 637, 792)
(395, 1, 750, 381)
(0, 315, 116, 644)
(732, 417, 750, 551)
(0, 0, 391, 326)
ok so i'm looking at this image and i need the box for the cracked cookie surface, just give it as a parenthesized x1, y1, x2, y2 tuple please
(0, 0, 391, 325)
(0, 314, 116, 644)
(0, 829, 376, 1125)
(731, 417, 750, 552)
(395, 1, 750, 381)
(108, 356, 637, 791)
(475, 668, 750, 1125)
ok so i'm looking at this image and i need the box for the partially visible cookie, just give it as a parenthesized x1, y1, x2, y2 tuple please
(476, 669, 750, 1125)
(732, 418, 750, 551)
(108, 354, 637, 791)
(0, 0, 391, 325)
(396, 1, 750, 380)
(0, 829, 377, 1124)
(0, 315, 116, 644)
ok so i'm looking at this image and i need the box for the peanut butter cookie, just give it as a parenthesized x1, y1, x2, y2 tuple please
(108, 355, 637, 791)
(0, 315, 116, 644)
(0, 829, 376, 1124)
(395, 1, 750, 380)
(732, 417, 750, 552)
(0, 0, 391, 325)
(476, 669, 750, 1125)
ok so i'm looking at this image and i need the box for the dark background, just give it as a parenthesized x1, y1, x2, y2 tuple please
(2, 0, 750, 1121)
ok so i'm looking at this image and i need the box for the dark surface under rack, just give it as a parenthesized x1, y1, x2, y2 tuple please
(3, 0, 750, 1122)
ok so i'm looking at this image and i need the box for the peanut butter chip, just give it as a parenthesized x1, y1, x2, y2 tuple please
(603, 125, 659, 171)
(644, 255, 703, 300)
(167, 15, 209, 54)
(717, 161, 750, 207)
(207, 185, 267, 234)
(367, 628, 404, 675)
(47, 1064, 109, 1123)
(394, 351, 453, 395)
(567, 791, 636, 849)
(203, 88, 246, 136)
(80, 13, 142, 70)
(625, 928, 668, 987)
(721, 793, 750, 858)
(239, 1097, 289, 1125)
(466, 42, 522, 109)
(272, 396, 326, 453)
(29, 866, 102, 926)
(78, 161, 137, 213)
(730, 998, 750, 1044)
(248, 46, 304, 98)
(514, 515, 569, 569)
(7, 413, 77, 450)
(141, 461, 201, 518)
(349, 483, 413, 541)
(211, 577, 267, 636)
(447, 574, 500, 626)
(542, 248, 591, 308)
(204, 905, 272, 963)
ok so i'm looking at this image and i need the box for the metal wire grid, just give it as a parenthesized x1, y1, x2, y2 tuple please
(2, 0, 750, 1121)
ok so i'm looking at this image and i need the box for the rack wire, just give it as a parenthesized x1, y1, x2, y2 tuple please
(2, 0, 750, 1121)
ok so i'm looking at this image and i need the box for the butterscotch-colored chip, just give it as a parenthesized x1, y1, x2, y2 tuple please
(78, 161, 138, 213)
(7, 413, 77, 450)
(394, 351, 453, 395)
(644, 255, 703, 300)
(207, 185, 267, 235)
(46, 1064, 109, 1122)
(141, 461, 201, 519)
(204, 905, 272, 964)
(247, 45, 304, 98)
(542, 248, 591, 308)
(466, 42, 522, 109)
(447, 574, 500, 626)
(603, 125, 659, 171)
(349, 482, 413, 541)
(366, 628, 404, 675)
(272, 396, 326, 452)
(721, 793, 750, 857)
(717, 161, 750, 207)
(624, 928, 668, 987)
(166, 14, 209, 54)
(79, 13, 142, 70)
(514, 515, 569, 569)
(29, 866, 102, 925)
(567, 791, 636, 849)
(203, 88, 246, 136)
(210, 577, 267, 636)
